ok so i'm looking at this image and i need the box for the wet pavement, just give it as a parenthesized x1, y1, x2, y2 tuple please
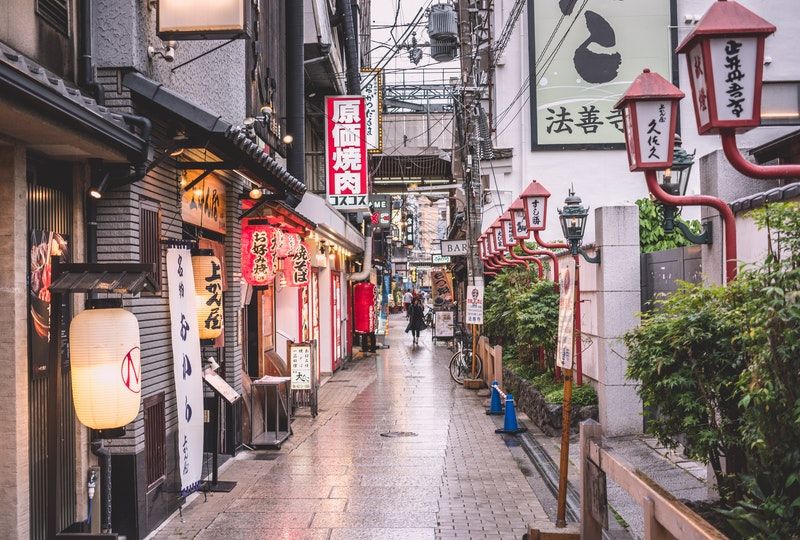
(152, 314, 547, 539)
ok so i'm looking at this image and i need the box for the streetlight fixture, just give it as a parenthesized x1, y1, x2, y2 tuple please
(557, 190, 600, 264)
(519, 180, 549, 233)
(615, 68, 738, 281)
(677, 0, 800, 180)
(500, 211, 544, 278)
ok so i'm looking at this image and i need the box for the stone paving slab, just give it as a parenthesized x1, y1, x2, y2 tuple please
(149, 316, 548, 539)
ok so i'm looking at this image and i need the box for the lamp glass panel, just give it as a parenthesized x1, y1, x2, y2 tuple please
(524, 196, 547, 230)
(503, 220, 515, 246)
(159, 0, 245, 33)
(635, 100, 673, 164)
(709, 37, 759, 122)
(512, 209, 529, 239)
(688, 45, 712, 127)
(494, 228, 505, 252)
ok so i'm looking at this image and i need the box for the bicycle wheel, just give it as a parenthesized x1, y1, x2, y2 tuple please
(449, 349, 483, 383)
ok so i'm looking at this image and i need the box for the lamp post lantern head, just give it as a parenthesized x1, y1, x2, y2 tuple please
(499, 212, 516, 247)
(614, 69, 684, 172)
(519, 180, 550, 232)
(676, 0, 775, 135)
(657, 135, 696, 196)
(492, 221, 507, 253)
(558, 189, 589, 255)
(509, 199, 530, 241)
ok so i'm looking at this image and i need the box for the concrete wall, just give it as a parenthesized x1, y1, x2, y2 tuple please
(489, 0, 800, 243)
(93, 0, 247, 124)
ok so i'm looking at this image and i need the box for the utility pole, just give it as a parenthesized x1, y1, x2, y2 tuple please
(455, 0, 484, 290)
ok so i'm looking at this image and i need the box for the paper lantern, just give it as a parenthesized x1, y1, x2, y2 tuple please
(241, 221, 276, 286)
(69, 308, 141, 430)
(193, 255, 224, 339)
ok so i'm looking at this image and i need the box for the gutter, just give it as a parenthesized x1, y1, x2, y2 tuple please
(347, 219, 373, 282)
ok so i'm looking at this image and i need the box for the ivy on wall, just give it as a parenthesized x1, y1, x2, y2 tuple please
(636, 198, 704, 253)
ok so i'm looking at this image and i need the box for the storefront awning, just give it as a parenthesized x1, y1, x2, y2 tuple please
(0, 42, 148, 162)
(123, 72, 306, 203)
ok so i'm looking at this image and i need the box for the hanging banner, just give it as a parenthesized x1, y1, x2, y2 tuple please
(325, 96, 369, 209)
(361, 68, 383, 153)
(166, 248, 204, 495)
(529, 0, 673, 149)
(241, 221, 276, 286)
(284, 242, 311, 287)
(556, 267, 575, 370)
(465, 285, 484, 325)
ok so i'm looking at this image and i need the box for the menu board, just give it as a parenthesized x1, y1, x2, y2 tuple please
(290, 342, 313, 390)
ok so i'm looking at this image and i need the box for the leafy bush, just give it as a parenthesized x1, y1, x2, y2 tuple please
(625, 202, 800, 538)
(637, 198, 704, 253)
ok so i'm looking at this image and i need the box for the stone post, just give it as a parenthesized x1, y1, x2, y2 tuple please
(594, 204, 643, 436)
(0, 145, 30, 538)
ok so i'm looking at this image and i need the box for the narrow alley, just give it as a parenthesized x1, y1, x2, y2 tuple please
(152, 315, 547, 539)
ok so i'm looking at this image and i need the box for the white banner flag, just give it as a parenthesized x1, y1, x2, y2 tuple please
(556, 268, 575, 370)
(166, 248, 204, 495)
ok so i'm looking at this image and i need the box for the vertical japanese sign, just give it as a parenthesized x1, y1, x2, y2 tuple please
(290, 343, 313, 390)
(285, 242, 311, 288)
(556, 268, 575, 370)
(166, 248, 204, 495)
(709, 37, 757, 122)
(529, 0, 673, 148)
(361, 68, 383, 153)
(635, 101, 671, 165)
(326, 96, 369, 209)
(465, 285, 484, 325)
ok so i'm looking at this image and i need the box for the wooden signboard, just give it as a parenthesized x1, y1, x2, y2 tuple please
(181, 171, 227, 235)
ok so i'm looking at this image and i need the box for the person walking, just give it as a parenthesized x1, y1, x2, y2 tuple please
(405, 297, 426, 346)
(403, 289, 413, 319)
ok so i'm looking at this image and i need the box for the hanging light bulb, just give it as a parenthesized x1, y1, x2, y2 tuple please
(283, 133, 294, 145)
(249, 186, 263, 199)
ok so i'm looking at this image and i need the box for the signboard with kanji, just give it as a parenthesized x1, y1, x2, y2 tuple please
(556, 268, 575, 370)
(465, 285, 484, 325)
(326, 96, 369, 209)
(361, 68, 383, 153)
(528, 0, 674, 149)
(181, 172, 227, 235)
(289, 342, 313, 390)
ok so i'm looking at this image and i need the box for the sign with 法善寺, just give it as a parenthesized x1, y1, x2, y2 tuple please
(465, 285, 484, 325)
(182, 172, 227, 235)
(361, 68, 383, 153)
(166, 248, 204, 496)
(290, 342, 313, 390)
(529, 0, 673, 148)
(326, 96, 369, 210)
(440, 239, 468, 256)
(556, 267, 575, 370)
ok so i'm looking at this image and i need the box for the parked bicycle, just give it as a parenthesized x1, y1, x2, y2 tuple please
(449, 324, 483, 384)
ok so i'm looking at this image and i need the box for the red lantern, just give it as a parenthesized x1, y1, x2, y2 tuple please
(499, 212, 515, 247)
(492, 222, 506, 253)
(509, 199, 529, 241)
(519, 181, 549, 232)
(676, 0, 775, 135)
(353, 282, 376, 334)
(284, 242, 310, 287)
(613, 69, 684, 172)
(241, 221, 276, 286)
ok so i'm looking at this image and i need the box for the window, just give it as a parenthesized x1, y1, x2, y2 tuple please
(140, 203, 162, 292)
(761, 82, 800, 126)
(36, 0, 70, 36)
(143, 393, 166, 490)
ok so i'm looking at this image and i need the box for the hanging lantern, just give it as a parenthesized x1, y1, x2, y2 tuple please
(519, 180, 550, 232)
(241, 221, 276, 286)
(676, 0, 775, 135)
(69, 307, 141, 430)
(613, 69, 684, 172)
(493, 223, 506, 253)
(192, 254, 224, 340)
(284, 233, 302, 257)
(272, 229, 289, 258)
(353, 282, 376, 334)
(284, 242, 311, 287)
(499, 212, 516, 247)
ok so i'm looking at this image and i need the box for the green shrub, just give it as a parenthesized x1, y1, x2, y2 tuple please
(637, 198, 704, 253)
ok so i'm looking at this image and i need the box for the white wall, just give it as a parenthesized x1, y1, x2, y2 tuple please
(489, 0, 800, 243)
(275, 281, 300, 365)
(318, 266, 334, 374)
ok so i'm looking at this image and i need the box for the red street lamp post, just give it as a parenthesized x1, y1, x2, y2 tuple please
(614, 68, 738, 282)
(510, 199, 559, 281)
(677, 0, 800, 180)
(500, 211, 544, 278)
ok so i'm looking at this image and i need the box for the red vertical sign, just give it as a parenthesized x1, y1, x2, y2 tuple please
(325, 96, 369, 209)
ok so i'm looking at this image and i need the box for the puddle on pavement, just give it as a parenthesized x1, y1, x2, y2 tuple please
(380, 431, 419, 438)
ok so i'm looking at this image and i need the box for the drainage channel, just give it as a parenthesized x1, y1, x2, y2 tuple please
(517, 430, 581, 523)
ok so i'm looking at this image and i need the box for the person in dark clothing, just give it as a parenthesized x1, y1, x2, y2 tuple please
(405, 297, 426, 345)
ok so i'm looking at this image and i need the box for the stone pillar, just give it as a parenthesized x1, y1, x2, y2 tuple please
(593, 204, 643, 436)
(0, 145, 30, 538)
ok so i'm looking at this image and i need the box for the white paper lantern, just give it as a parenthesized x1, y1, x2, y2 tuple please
(192, 255, 224, 340)
(70, 308, 141, 430)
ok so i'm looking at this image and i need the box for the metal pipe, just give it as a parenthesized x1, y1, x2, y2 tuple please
(533, 230, 569, 251)
(78, 0, 104, 104)
(574, 254, 582, 386)
(286, 0, 306, 185)
(720, 128, 800, 180)
(508, 248, 544, 279)
(90, 440, 112, 533)
(347, 222, 373, 282)
(339, 0, 361, 94)
(518, 240, 558, 280)
(645, 170, 737, 282)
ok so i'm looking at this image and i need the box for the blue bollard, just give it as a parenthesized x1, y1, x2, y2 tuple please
(495, 394, 528, 434)
(486, 382, 503, 415)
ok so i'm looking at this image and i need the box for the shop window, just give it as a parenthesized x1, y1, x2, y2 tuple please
(36, 0, 70, 36)
(139, 202, 162, 292)
(144, 392, 166, 490)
